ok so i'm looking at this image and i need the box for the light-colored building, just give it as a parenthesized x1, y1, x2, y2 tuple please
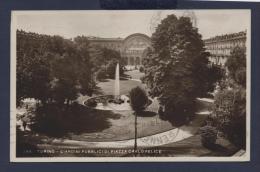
(88, 31, 247, 67)
(204, 31, 246, 66)
(88, 33, 151, 67)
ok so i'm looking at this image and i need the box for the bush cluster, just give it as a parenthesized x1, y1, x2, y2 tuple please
(211, 88, 246, 148)
(139, 66, 144, 73)
(199, 125, 217, 148)
(85, 99, 97, 107)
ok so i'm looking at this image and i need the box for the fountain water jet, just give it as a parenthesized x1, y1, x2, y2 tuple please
(114, 63, 120, 99)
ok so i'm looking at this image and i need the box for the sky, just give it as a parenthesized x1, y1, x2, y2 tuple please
(13, 10, 250, 39)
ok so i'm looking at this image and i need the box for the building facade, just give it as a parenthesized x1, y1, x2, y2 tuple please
(204, 31, 246, 66)
(88, 33, 151, 66)
(88, 31, 246, 67)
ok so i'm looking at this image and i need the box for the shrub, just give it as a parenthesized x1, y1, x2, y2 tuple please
(200, 125, 217, 148)
(85, 99, 97, 107)
(106, 59, 125, 79)
(212, 88, 246, 148)
(163, 100, 196, 125)
(129, 86, 148, 113)
(139, 66, 144, 73)
(96, 68, 107, 80)
(158, 106, 164, 115)
(158, 106, 167, 120)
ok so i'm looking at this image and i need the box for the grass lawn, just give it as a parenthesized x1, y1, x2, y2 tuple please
(69, 108, 174, 142)
(124, 69, 145, 80)
(96, 69, 145, 96)
(96, 79, 144, 95)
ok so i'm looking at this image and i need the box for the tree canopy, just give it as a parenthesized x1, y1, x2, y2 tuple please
(16, 30, 124, 105)
(226, 46, 246, 88)
(95, 47, 125, 80)
(142, 14, 221, 119)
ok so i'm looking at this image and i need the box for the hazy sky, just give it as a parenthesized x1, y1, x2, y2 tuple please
(13, 10, 250, 39)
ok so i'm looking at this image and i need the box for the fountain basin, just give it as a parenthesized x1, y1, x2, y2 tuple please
(84, 95, 152, 111)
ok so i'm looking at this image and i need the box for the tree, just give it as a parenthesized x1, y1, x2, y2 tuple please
(129, 86, 148, 151)
(210, 88, 246, 148)
(50, 52, 78, 104)
(50, 36, 96, 103)
(74, 36, 96, 96)
(95, 47, 125, 80)
(105, 58, 124, 78)
(17, 30, 52, 105)
(142, 14, 221, 122)
(226, 46, 246, 88)
(209, 46, 247, 149)
(16, 31, 97, 106)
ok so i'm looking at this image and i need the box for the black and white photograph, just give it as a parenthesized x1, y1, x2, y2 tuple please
(10, 10, 251, 162)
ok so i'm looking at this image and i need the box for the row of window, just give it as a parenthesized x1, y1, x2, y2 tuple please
(126, 57, 142, 65)
(208, 49, 232, 56)
(91, 42, 122, 50)
(205, 40, 245, 50)
(124, 50, 144, 54)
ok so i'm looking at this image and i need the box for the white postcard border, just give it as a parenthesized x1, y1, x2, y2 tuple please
(10, 10, 251, 162)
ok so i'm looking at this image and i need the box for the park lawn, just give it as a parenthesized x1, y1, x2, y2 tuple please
(96, 79, 145, 95)
(69, 109, 175, 142)
(124, 69, 145, 80)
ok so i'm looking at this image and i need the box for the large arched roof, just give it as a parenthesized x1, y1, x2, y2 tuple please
(124, 33, 151, 43)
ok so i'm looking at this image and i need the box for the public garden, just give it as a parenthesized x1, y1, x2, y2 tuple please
(16, 14, 246, 157)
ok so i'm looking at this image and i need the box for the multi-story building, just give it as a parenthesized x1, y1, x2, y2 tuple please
(88, 33, 151, 66)
(204, 31, 246, 66)
(88, 31, 246, 67)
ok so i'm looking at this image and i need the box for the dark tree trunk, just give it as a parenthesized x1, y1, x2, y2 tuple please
(134, 111, 137, 153)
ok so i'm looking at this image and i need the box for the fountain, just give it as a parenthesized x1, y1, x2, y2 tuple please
(84, 62, 152, 111)
(85, 63, 132, 111)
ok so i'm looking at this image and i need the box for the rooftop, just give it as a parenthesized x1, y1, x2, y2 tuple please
(87, 36, 123, 41)
(204, 31, 246, 42)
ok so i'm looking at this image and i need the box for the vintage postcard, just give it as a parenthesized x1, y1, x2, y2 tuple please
(10, 10, 251, 162)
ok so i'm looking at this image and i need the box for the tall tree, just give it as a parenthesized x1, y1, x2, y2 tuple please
(129, 86, 148, 151)
(50, 45, 78, 104)
(74, 36, 96, 96)
(17, 30, 52, 105)
(142, 14, 220, 120)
